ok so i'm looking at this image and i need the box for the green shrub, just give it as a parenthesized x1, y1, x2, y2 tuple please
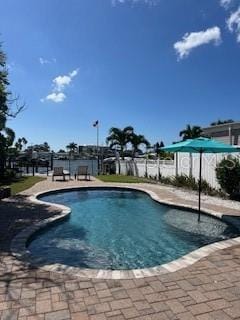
(159, 175, 173, 185)
(201, 179, 218, 196)
(216, 156, 240, 196)
(159, 173, 220, 197)
(171, 174, 199, 190)
(3, 169, 17, 179)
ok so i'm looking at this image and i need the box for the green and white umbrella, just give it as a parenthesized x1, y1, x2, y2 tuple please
(161, 137, 239, 221)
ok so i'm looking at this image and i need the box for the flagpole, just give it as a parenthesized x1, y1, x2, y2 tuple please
(97, 124, 99, 154)
(97, 124, 99, 175)
(93, 120, 99, 175)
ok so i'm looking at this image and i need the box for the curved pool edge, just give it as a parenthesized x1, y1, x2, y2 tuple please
(11, 185, 240, 280)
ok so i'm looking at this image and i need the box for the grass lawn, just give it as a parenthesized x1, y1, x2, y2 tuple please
(97, 174, 150, 183)
(0, 176, 46, 195)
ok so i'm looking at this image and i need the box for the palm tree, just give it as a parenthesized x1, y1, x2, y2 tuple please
(106, 126, 134, 160)
(66, 142, 78, 154)
(179, 124, 202, 177)
(130, 134, 150, 158)
(154, 141, 165, 157)
(66, 142, 78, 175)
(179, 124, 202, 141)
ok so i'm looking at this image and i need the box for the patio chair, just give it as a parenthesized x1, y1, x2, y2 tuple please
(76, 166, 90, 181)
(52, 167, 70, 181)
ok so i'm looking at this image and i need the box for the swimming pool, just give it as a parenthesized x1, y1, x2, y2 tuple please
(28, 188, 240, 270)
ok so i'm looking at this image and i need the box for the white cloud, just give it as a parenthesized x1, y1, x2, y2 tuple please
(45, 92, 66, 103)
(112, 0, 159, 6)
(227, 7, 240, 42)
(174, 27, 221, 60)
(39, 57, 50, 65)
(220, 0, 233, 9)
(41, 69, 78, 103)
(53, 75, 72, 92)
(39, 57, 57, 65)
(69, 69, 78, 77)
(53, 69, 79, 92)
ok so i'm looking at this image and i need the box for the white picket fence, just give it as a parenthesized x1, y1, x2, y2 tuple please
(116, 153, 240, 189)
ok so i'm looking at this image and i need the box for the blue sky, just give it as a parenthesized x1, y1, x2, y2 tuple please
(1, 0, 240, 151)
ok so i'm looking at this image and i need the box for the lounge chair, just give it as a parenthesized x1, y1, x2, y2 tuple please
(76, 166, 90, 181)
(52, 167, 70, 181)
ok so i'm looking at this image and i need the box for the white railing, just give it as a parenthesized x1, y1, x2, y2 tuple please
(20, 159, 98, 176)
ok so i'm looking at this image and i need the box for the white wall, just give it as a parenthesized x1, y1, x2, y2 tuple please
(117, 153, 240, 189)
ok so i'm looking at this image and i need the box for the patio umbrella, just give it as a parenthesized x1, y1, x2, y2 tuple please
(161, 137, 238, 222)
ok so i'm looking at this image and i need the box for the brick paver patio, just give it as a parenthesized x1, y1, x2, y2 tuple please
(1, 177, 240, 319)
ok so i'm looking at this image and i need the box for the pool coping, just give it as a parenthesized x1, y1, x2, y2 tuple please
(11, 185, 240, 279)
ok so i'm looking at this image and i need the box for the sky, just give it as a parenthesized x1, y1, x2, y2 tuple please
(0, 0, 240, 151)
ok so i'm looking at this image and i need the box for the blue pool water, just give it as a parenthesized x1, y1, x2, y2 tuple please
(28, 188, 240, 270)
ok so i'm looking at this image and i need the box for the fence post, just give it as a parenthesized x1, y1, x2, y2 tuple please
(175, 153, 178, 176)
(189, 153, 193, 177)
(50, 153, 54, 170)
(145, 159, 148, 178)
(134, 159, 138, 177)
(157, 158, 160, 180)
(91, 159, 94, 176)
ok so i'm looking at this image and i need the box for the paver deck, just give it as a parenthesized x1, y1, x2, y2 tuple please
(1, 177, 240, 319)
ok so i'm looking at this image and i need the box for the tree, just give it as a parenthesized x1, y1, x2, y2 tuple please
(154, 142, 160, 155)
(154, 141, 165, 157)
(0, 127, 15, 170)
(130, 134, 150, 158)
(58, 149, 66, 153)
(15, 137, 28, 151)
(0, 45, 16, 177)
(216, 156, 240, 197)
(43, 142, 50, 152)
(26, 142, 50, 153)
(179, 125, 202, 176)
(106, 126, 134, 160)
(66, 142, 78, 153)
(179, 124, 202, 141)
(210, 119, 234, 126)
(0, 42, 25, 177)
(159, 141, 164, 148)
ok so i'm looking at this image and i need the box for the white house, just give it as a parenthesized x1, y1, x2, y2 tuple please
(202, 121, 240, 146)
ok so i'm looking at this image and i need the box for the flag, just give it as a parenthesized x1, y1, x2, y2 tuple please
(93, 120, 99, 127)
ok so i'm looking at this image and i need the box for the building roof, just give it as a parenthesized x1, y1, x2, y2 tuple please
(203, 121, 240, 133)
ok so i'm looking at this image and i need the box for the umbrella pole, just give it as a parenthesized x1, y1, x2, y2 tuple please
(198, 151, 203, 222)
